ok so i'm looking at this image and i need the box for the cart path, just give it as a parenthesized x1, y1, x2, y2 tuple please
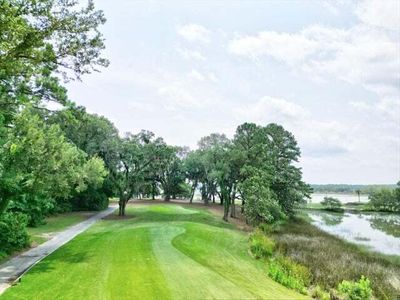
(0, 205, 118, 295)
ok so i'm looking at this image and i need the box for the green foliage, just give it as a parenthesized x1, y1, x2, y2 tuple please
(249, 229, 275, 259)
(267, 255, 311, 294)
(321, 196, 344, 212)
(310, 285, 330, 300)
(0, 0, 108, 126)
(1, 108, 108, 218)
(241, 174, 284, 225)
(0, 212, 30, 256)
(368, 183, 400, 212)
(271, 217, 399, 299)
(338, 276, 373, 300)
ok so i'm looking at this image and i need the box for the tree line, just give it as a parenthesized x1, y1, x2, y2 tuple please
(0, 0, 311, 258)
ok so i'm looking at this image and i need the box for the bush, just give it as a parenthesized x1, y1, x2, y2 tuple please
(0, 212, 30, 255)
(69, 188, 109, 211)
(267, 255, 311, 294)
(368, 187, 399, 212)
(321, 197, 343, 212)
(338, 276, 372, 300)
(310, 285, 330, 300)
(8, 195, 55, 227)
(249, 229, 275, 259)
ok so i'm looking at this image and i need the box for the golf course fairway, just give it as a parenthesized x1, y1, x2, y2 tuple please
(1, 203, 307, 299)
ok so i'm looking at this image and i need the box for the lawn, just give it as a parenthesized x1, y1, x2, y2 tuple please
(28, 212, 95, 245)
(1, 204, 307, 300)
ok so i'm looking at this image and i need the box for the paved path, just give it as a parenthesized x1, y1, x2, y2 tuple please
(0, 205, 118, 295)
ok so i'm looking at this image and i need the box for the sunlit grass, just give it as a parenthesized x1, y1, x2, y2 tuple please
(2, 204, 307, 300)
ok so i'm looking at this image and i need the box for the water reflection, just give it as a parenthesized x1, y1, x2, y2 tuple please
(320, 213, 344, 226)
(307, 211, 400, 256)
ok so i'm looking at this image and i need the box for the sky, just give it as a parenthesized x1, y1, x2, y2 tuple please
(67, 0, 400, 184)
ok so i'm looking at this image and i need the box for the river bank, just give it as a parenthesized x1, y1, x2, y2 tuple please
(268, 215, 400, 299)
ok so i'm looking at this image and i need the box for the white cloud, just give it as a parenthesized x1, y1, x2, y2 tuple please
(177, 24, 210, 43)
(229, 31, 319, 66)
(176, 47, 206, 61)
(356, 0, 400, 31)
(188, 69, 218, 83)
(233, 96, 309, 123)
(228, 2, 400, 126)
(188, 69, 206, 81)
(233, 96, 353, 158)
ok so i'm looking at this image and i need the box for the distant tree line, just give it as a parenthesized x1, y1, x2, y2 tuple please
(311, 184, 397, 195)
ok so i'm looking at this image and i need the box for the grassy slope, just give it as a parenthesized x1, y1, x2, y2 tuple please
(1, 204, 307, 300)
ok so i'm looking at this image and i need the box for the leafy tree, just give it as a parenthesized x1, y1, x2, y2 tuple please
(48, 105, 120, 209)
(184, 150, 205, 203)
(115, 132, 161, 216)
(240, 173, 284, 225)
(0, 108, 107, 224)
(368, 184, 400, 212)
(0, 0, 108, 125)
(321, 197, 343, 212)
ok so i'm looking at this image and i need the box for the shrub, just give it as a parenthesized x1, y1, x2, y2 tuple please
(0, 212, 30, 255)
(267, 255, 311, 294)
(8, 195, 54, 227)
(338, 276, 372, 300)
(310, 285, 330, 300)
(321, 197, 344, 212)
(69, 188, 109, 211)
(249, 229, 275, 259)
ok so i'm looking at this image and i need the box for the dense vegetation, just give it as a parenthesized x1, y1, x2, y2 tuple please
(368, 183, 400, 212)
(266, 217, 400, 299)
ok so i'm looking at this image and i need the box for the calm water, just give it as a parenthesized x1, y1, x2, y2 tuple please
(310, 193, 369, 203)
(307, 211, 400, 256)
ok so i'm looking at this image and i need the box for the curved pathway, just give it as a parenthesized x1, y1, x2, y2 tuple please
(0, 205, 118, 295)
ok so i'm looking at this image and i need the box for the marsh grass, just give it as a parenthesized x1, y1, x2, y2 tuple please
(270, 217, 400, 299)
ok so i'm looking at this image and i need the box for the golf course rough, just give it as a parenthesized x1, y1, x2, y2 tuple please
(1, 204, 308, 299)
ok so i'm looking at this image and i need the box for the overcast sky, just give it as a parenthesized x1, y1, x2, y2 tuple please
(67, 0, 400, 184)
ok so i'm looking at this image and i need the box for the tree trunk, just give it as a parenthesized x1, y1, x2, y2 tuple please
(118, 198, 127, 216)
(230, 186, 236, 218)
(241, 199, 245, 213)
(222, 190, 230, 222)
(165, 194, 170, 201)
(190, 181, 197, 204)
(230, 198, 236, 218)
(152, 182, 156, 200)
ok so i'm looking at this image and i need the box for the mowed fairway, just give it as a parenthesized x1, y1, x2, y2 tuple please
(1, 204, 307, 300)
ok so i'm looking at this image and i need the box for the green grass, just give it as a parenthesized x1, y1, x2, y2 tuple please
(269, 216, 400, 299)
(1, 204, 308, 300)
(27, 212, 94, 245)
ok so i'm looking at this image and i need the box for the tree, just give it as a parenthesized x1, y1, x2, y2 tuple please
(0, 0, 108, 125)
(321, 197, 343, 212)
(368, 184, 400, 212)
(356, 189, 361, 203)
(1, 108, 107, 224)
(48, 105, 120, 209)
(184, 150, 204, 203)
(115, 132, 161, 216)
